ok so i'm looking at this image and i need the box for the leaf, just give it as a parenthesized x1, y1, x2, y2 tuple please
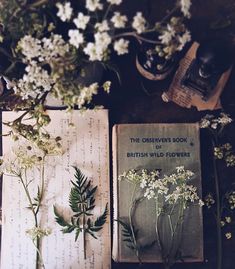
(54, 205, 71, 227)
(115, 219, 138, 251)
(94, 203, 108, 228)
(62, 226, 76, 234)
(75, 228, 81, 241)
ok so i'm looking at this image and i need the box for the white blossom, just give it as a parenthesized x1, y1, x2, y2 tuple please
(73, 12, 90, 30)
(40, 34, 69, 62)
(111, 12, 127, 28)
(177, 30, 191, 51)
(95, 31, 111, 48)
(107, 0, 122, 5)
(180, 0, 191, 18)
(68, 29, 84, 48)
(77, 83, 99, 108)
(13, 61, 54, 100)
(86, 0, 103, 12)
(95, 20, 110, 32)
(18, 35, 41, 61)
(114, 38, 129, 55)
(56, 2, 73, 22)
(159, 24, 176, 45)
(26, 227, 51, 242)
(132, 12, 146, 34)
(103, 81, 111, 93)
(84, 42, 104, 61)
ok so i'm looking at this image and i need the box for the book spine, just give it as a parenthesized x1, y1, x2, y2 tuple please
(112, 125, 119, 261)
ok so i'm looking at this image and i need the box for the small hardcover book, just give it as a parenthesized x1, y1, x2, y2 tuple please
(112, 123, 203, 263)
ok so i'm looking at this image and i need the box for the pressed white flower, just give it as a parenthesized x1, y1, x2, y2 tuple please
(84, 42, 103, 61)
(218, 112, 233, 125)
(95, 31, 112, 47)
(114, 38, 129, 55)
(73, 12, 90, 30)
(95, 20, 110, 32)
(13, 61, 54, 100)
(107, 0, 122, 5)
(26, 227, 51, 242)
(18, 35, 41, 61)
(180, 0, 191, 18)
(77, 83, 99, 108)
(159, 24, 176, 45)
(177, 30, 191, 51)
(56, 2, 73, 22)
(225, 232, 232, 239)
(86, 0, 103, 12)
(103, 81, 111, 93)
(111, 12, 127, 28)
(68, 29, 84, 48)
(40, 34, 69, 62)
(132, 12, 146, 34)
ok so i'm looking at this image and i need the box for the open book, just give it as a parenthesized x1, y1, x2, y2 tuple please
(112, 123, 203, 263)
(1, 110, 111, 269)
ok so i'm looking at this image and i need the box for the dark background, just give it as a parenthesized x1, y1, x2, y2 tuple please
(96, 1, 235, 269)
(1, 1, 235, 269)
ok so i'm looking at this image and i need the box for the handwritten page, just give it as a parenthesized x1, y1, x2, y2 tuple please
(1, 110, 111, 269)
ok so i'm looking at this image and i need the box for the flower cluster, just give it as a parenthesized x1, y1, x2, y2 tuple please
(26, 227, 51, 242)
(204, 193, 215, 209)
(156, 17, 191, 61)
(214, 143, 235, 167)
(119, 169, 160, 185)
(226, 191, 235, 210)
(199, 113, 233, 130)
(0, 135, 62, 176)
(140, 166, 203, 210)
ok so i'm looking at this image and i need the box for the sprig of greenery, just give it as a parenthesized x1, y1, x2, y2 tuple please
(54, 167, 108, 259)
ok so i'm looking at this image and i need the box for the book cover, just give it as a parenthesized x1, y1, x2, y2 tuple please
(1, 110, 111, 269)
(112, 123, 203, 263)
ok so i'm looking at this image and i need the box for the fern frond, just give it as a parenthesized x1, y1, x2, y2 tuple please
(54, 206, 70, 227)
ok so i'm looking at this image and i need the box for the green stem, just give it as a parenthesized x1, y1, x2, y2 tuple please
(103, 3, 112, 20)
(35, 156, 46, 215)
(112, 32, 161, 44)
(129, 183, 141, 263)
(212, 137, 222, 269)
(82, 205, 86, 260)
(20, 173, 38, 226)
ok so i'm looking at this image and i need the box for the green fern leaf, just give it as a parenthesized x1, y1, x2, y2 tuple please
(54, 206, 71, 227)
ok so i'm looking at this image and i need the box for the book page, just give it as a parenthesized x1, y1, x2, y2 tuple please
(1, 110, 111, 269)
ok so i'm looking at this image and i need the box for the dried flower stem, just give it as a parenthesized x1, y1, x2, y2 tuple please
(129, 183, 141, 263)
(18, 156, 46, 269)
(212, 137, 222, 269)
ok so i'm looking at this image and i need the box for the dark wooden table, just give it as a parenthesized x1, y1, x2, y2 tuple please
(100, 1, 235, 269)
(1, 1, 235, 269)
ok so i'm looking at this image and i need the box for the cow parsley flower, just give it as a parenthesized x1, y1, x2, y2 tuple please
(107, 0, 122, 5)
(177, 30, 191, 51)
(180, 0, 191, 18)
(114, 38, 129, 55)
(95, 20, 110, 32)
(86, 0, 103, 12)
(13, 61, 54, 100)
(56, 2, 73, 22)
(76, 83, 99, 108)
(132, 12, 146, 34)
(68, 29, 84, 48)
(40, 34, 69, 62)
(111, 12, 127, 28)
(73, 12, 90, 30)
(26, 227, 51, 242)
(18, 35, 41, 61)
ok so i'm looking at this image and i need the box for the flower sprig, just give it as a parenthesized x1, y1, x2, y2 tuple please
(54, 167, 108, 260)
